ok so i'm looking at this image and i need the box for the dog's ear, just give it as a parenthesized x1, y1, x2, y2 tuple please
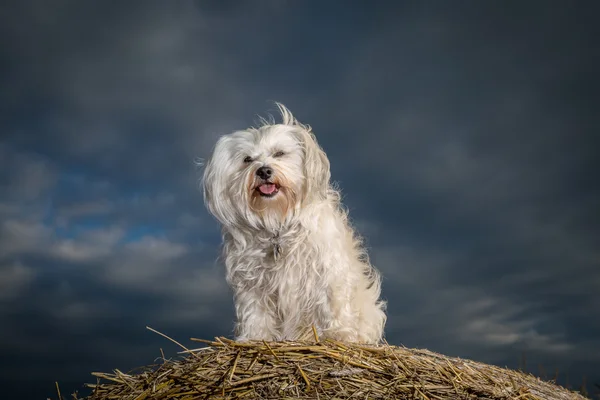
(300, 129, 331, 203)
(275, 102, 330, 203)
(202, 136, 238, 227)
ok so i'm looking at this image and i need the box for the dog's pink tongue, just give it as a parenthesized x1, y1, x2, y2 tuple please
(258, 184, 277, 195)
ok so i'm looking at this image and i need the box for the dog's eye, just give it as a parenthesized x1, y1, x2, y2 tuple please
(273, 151, 285, 158)
(243, 156, 253, 163)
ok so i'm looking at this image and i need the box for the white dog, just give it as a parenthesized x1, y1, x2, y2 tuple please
(202, 104, 386, 344)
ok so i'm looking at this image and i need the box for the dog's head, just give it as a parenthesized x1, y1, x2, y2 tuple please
(203, 103, 330, 230)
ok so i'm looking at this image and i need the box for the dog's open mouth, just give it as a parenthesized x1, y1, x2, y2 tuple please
(256, 183, 280, 197)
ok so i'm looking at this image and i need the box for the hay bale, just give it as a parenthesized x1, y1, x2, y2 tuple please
(82, 335, 587, 399)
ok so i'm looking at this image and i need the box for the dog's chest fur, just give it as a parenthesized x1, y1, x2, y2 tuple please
(224, 224, 330, 336)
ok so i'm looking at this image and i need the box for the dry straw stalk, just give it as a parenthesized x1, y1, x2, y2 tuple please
(79, 332, 587, 400)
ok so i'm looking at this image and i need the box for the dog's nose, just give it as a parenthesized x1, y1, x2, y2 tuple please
(256, 166, 273, 180)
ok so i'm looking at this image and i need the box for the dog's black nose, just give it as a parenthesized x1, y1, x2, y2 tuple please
(256, 166, 273, 180)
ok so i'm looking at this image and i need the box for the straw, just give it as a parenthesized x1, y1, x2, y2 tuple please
(77, 330, 588, 399)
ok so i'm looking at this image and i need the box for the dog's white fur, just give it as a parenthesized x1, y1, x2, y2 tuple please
(202, 104, 386, 343)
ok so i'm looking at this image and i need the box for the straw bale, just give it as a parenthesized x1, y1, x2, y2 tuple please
(78, 333, 588, 400)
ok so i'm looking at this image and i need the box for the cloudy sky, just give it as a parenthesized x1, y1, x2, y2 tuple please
(1, 1, 598, 398)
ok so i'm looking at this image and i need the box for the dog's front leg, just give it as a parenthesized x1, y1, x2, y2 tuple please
(233, 290, 278, 341)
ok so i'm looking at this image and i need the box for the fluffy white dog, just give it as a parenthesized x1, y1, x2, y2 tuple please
(202, 104, 386, 344)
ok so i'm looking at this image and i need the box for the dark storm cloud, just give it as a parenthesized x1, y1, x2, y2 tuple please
(0, 1, 598, 398)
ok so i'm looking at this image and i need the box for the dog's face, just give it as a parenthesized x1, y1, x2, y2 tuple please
(203, 105, 330, 230)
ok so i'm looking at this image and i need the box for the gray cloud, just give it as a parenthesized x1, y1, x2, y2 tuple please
(0, 261, 35, 300)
